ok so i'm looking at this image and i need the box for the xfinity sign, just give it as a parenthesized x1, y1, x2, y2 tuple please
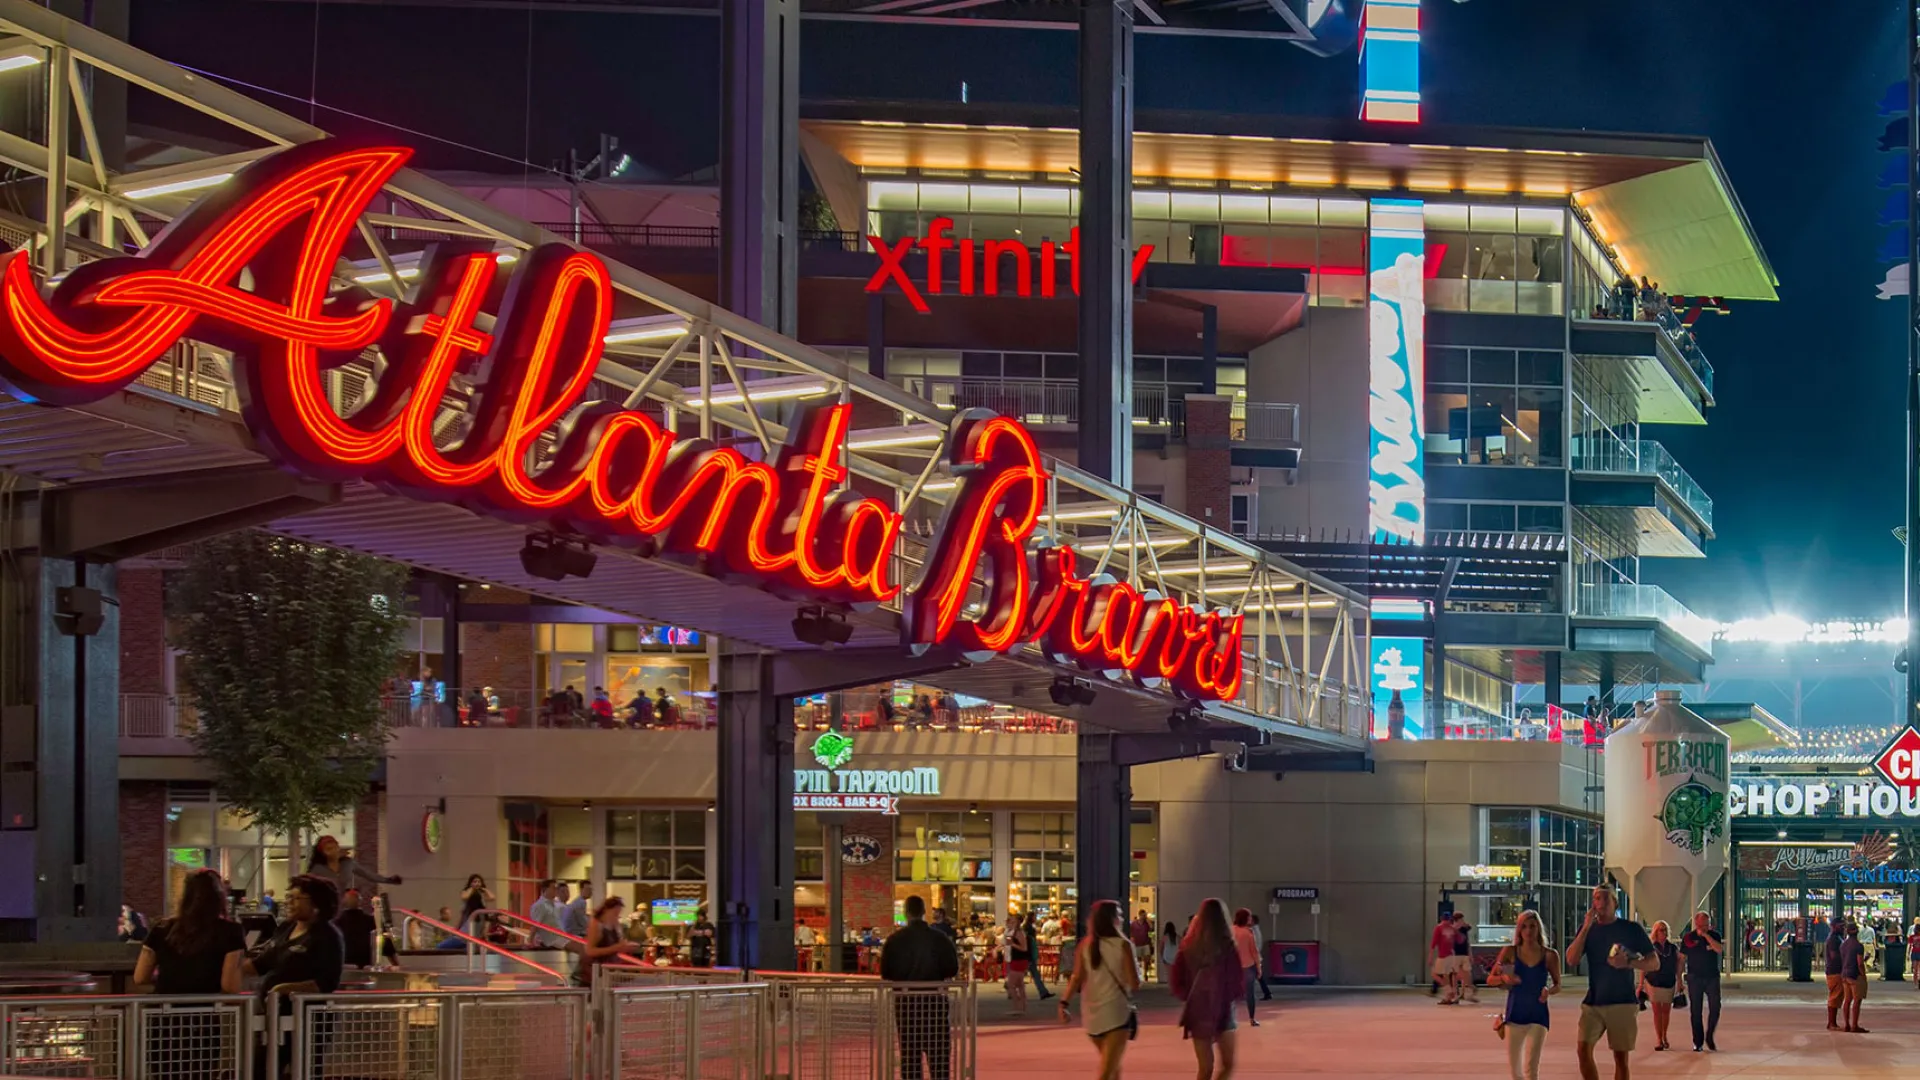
(1873, 726, 1920, 792)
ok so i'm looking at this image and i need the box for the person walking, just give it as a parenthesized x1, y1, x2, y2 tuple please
(529, 879, 564, 947)
(577, 896, 639, 987)
(1638, 921, 1678, 1051)
(880, 895, 960, 1080)
(1160, 922, 1180, 985)
(1679, 911, 1724, 1051)
(1129, 911, 1154, 977)
(1003, 912, 1032, 1016)
(1171, 899, 1241, 1080)
(1431, 913, 1460, 1003)
(1858, 918, 1878, 973)
(1024, 912, 1055, 1000)
(1058, 899, 1138, 1080)
(1488, 910, 1560, 1080)
(1245, 913, 1271, 1001)
(1840, 918, 1870, 1033)
(1451, 913, 1479, 1003)
(1909, 918, 1920, 990)
(1824, 914, 1849, 1030)
(1566, 885, 1657, 1080)
(1230, 909, 1263, 1026)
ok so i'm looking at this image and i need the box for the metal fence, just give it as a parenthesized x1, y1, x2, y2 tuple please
(0, 994, 254, 1080)
(762, 977, 975, 1080)
(594, 982, 765, 1080)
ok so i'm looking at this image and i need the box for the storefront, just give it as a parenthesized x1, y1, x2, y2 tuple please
(1472, 806, 1606, 954)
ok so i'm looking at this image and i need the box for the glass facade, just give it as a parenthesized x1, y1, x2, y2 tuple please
(162, 782, 354, 916)
(605, 808, 708, 917)
(1478, 807, 1605, 952)
(1424, 347, 1566, 468)
(1422, 204, 1566, 315)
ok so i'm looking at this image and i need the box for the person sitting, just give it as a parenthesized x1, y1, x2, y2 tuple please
(626, 691, 655, 728)
(591, 688, 616, 728)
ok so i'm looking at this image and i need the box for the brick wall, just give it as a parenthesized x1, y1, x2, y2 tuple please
(838, 813, 897, 933)
(118, 568, 168, 695)
(120, 781, 168, 917)
(1183, 394, 1233, 529)
(462, 623, 535, 698)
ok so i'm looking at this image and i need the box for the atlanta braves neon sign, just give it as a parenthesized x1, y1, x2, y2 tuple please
(0, 141, 1244, 701)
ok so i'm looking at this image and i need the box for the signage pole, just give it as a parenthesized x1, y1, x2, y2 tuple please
(826, 820, 844, 973)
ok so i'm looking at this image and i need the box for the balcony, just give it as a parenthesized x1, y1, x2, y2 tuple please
(1229, 400, 1301, 471)
(944, 378, 1186, 431)
(1574, 583, 1716, 652)
(1570, 438, 1712, 556)
(1569, 301, 1716, 425)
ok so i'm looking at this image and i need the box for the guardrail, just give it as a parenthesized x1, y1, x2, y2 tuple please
(1234, 401, 1300, 444)
(0, 994, 256, 1080)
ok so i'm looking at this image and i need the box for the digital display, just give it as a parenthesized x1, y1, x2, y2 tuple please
(1360, 0, 1420, 123)
(1367, 198, 1427, 544)
(651, 898, 699, 926)
(1370, 635, 1426, 740)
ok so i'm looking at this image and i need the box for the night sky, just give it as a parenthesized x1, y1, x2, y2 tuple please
(132, 0, 1907, 620)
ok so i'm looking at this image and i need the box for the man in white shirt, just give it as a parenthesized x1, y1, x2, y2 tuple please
(1859, 920, 1878, 971)
(528, 880, 563, 947)
(559, 881, 590, 938)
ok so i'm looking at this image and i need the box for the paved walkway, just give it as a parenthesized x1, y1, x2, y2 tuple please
(974, 972, 1920, 1077)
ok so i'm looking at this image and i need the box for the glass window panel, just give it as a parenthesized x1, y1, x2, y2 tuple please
(1519, 351, 1563, 387)
(918, 184, 971, 213)
(674, 810, 705, 846)
(1426, 278, 1468, 312)
(868, 181, 920, 211)
(1023, 217, 1074, 244)
(1020, 187, 1071, 216)
(968, 184, 1021, 214)
(1517, 206, 1565, 236)
(608, 811, 637, 848)
(1424, 203, 1469, 231)
(1135, 221, 1175, 263)
(1268, 196, 1319, 225)
(1220, 194, 1269, 223)
(1470, 350, 1517, 385)
(1319, 199, 1367, 227)
(639, 811, 673, 847)
(1470, 278, 1517, 313)
(639, 850, 673, 880)
(1220, 223, 1270, 267)
(1517, 281, 1562, 316)
(1469, 204, 1518, 233)
(1428, 232, 1470, 280)
(1320, 228, 1364, 273)
(1518, 504, 1565, 533)
(1269, 225, 1317, 270)
(1170, 192, 1220, 222)
(675, 850, 705, 881)
(1471, 232, 1517, 281)
(1431, 347, 1470, 384)
(1487, 808, 1532, 848)
(967, 214, 1020, 242)
(1428, 502, 1469, 531)
(1132, 191, 1171, 220)
(554, 624, 593, 653)
(1471, 503, 1517, 533)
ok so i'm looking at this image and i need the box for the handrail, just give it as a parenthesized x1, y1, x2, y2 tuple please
(387, 907, 567, 983)
(473, 908, 649, 969)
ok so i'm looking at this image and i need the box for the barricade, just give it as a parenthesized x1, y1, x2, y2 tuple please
(757, 974, 975, 1080)
(136, 996, 256, 1080)
(0, 994, 256, 1080)
(593, 982, 765, 1080)
(598, 966, 747, 988)
(289, 989, 584, 1080)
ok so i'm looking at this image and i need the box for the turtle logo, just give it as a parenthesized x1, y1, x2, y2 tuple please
(1659, 779, 1726, 856)
(811, 730, 854, 770)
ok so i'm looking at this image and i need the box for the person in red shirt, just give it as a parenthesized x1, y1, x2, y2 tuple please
(1432, 916, 1462, 1004)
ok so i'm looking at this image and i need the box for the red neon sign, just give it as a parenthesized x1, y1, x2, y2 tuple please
(0, 141, 1242, 701)
(865, 217, 1155, 314)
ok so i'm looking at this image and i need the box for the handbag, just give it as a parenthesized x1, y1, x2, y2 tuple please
(1672, 990, 1688, 1009)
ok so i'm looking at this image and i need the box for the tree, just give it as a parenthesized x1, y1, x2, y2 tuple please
(173, 531, 410, 838)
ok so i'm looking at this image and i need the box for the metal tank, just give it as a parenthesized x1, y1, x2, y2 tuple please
(1602, 690, 1731, 929)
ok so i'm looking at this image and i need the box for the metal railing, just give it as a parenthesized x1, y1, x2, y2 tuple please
(595, 981, 766, 1080)
(1574, 583, 1716, 652)
(946, 378, 1186, 430)
(391, 692, 719, 731)
(288, 989, 585, 1080)
(1571, 437, 1714, 529)
(390, 908, 571, 985)
(119, 693, 191, 738)
(1233, 401, 1300, 444)
(509, 222, 865, 254)
(0, 994, 255, 1080)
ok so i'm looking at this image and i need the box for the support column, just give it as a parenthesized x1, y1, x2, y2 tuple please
(715, 644, 796, 970)
(867, 295, 887, 380)
(1075, 0, 1135, 486)
(1598, 654, 1617, 718)
(1075, 734, 1131, 916)
(438, 580, 461, 696)
(1543, 651, 1562, 715)
(721, 0, 800, 336)
(1199, 305, 1219, 396)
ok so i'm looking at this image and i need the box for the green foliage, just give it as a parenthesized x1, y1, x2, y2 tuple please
(173, 532, 410, 837)
(799, 190, 840, 233)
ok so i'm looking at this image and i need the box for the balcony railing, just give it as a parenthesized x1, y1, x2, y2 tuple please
(946, 378, 1186, 430)
(1571, 437, 1713, 529)
(119, 693, 193, 738)
(1233, 402, 1300, 444)
(1575, 583, 1716, 651)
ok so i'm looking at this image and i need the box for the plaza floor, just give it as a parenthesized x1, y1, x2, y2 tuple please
(973, 971, 1920, 1078)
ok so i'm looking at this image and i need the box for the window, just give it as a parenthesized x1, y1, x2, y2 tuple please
(607, 809, 706, 883)
(1425, 347, 1564, 467)
(505, 803, 550, 917)
(163, 783, 348, 916)
(1230, 493, 1252, 538)
(1012, 812, 1075, 883)
(1425, 203, 1565, 315)
(896, 811, 992, 882)
(796, 812, 826, 883)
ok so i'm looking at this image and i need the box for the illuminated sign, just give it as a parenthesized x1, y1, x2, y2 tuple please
(1369, 597, 1427, 621)
(421, 809, 444, 854)
(1367, 198, 1426, 544)
(1369, 634, 1425, 739)
(794, 731, 941, 816)
(841, 833, 882, 865)
(1730, 781, 1920, 818)
(1359, 0, 1421, 123)
(1840, 865, 1920, 884)
(1271, 886, 1319, 900)
(795, 793, 904, 814)
(866, 218, 1155, 313)
(1873, 725, 1920, 792)
(1459, 865, 1524, 881)
(0, 142, 1245, 702)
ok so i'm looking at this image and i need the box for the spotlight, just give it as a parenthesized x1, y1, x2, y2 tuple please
(1167, 706, 1206, 734)
(1048, 675, 1097, 707)
(791, 605, 855, 646)
(519, 532, 597, 581)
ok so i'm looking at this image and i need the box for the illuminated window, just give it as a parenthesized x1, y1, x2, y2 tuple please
(1011, 812, 1075, 883)
(1424, 347, 1564, 467)
(895, 811, 992, 883)
(607, 809, 706, 883)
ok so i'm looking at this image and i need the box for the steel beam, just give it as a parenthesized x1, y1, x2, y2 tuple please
(42, 44, 70, 275)
(1076, 0, 1135, 486)
(39, 464, 338, 561)
(715, 644, 796, 970)
(770, 645, 967, 697)
(721, 0, 800, 337)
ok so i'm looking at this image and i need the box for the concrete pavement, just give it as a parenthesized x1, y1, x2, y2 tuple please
(974, 972, 1920, 1077)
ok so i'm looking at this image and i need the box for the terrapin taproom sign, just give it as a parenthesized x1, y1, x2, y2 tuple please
(0, 141, 1244, 701)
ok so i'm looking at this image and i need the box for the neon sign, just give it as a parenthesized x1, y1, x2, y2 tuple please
(1367, 198, 1426, 544)
(0, 141, 1243, 701)
(866, 217, 1155, 313)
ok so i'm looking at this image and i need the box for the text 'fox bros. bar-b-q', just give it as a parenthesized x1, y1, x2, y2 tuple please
(0, 140, 1245, 702)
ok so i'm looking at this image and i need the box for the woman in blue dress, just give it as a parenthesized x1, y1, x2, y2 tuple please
(1489, 910, 1562, 1080)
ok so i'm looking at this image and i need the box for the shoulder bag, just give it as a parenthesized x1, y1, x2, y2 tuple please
(1100, 940, 1139, 1040)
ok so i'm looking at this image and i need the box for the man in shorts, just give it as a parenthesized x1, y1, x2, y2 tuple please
(1431, 913, 1466, 1004)
(1566, 885, 1658, 1080)
(1840, 918, 1870, 1033)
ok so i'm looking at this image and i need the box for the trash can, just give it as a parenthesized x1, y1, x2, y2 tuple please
(1884, 945, 1906, 982)
(1788, 941, 1814, 982)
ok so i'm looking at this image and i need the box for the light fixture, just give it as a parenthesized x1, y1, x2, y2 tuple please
(122, 172, 234, 200)
(603, 315, 690, 346)
(603, 325, 687, 344)
(791, 605, 854, 647)
(1048, 505, 1122, 523)
(1048, 675, 1096, 708)
(847, 427, 944, 451)
(685, 377, 830, 408)
(519, 532, 597, 581)
(0, 54, 43, 74)
(1168, 706, 1206, 734)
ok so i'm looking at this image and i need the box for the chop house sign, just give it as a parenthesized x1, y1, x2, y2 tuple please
(0, 142, 1244, 701)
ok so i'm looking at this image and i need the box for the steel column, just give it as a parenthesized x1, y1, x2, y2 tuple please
(1075, 0, 1135, 486)
(1907, 0, 1920, 729)
(1543, 650, 1562, 715)
(42, 44, 70, 276)
(720, 0, 800, 337)
(715, 644, 796, 970)
(1074, 733, 1132, 914)
(1199, 304, 1219, 395)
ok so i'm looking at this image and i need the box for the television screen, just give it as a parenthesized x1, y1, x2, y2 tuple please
(651, 898, 699, 926)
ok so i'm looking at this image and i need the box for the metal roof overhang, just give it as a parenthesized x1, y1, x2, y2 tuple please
(1248, 531, 1568, 608)
(1576, 158, 1778, 302)
(1688, 702, 1794, 754)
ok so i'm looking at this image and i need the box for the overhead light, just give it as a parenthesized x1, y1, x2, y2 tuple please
(1049, 505, 1122, 522)
(603, 315, 690, 346)
(519, 532, 596, 581)
(847, 427, 944, 451)
(122, 172, 234, 200)
(685, 378, 830, 408)
(0, 55, 43, 74)
(1155, 561, 1255, 576)
(1049, 675, 1096, 708)
(922, 479, 959, 492)
(792, 605, 855, 647)
(1069, 536, 1188, 553)
(352, 266, 422, 285)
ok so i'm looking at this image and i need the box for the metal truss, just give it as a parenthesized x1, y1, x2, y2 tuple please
(0, 0, 1367, 741)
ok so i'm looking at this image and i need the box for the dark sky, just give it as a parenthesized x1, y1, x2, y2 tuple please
(133, 0, 1908, 620)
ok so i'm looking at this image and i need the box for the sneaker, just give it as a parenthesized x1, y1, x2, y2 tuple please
(1707, 1038, 1718, 1051)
